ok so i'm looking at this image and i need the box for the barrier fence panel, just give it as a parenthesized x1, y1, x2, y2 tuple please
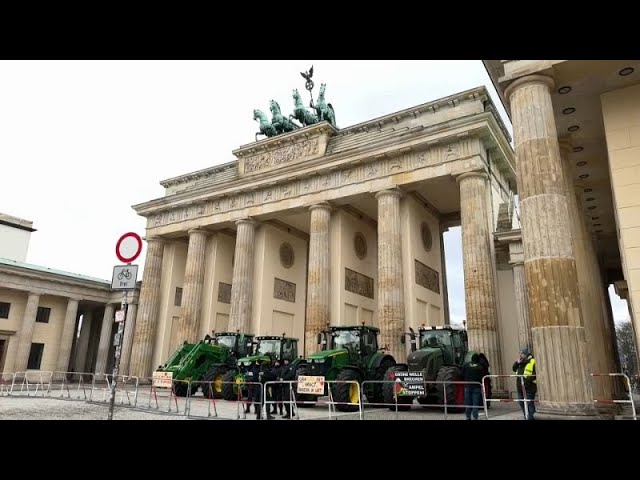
(481, 374, 538, 420)
(48, 371, 94, 401)
(591, 373, 637, 420)
(12, 371, 53, 397)
(0, 372, 15, 396)
(360, 379, 487, 420)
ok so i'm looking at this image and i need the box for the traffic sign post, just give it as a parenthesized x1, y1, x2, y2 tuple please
(108, 232, 143, 421)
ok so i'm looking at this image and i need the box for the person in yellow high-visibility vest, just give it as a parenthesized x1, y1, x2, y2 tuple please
(512, 347, 536, 420)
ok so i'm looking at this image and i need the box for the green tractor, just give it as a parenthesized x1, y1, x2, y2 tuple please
(295, 325, 396, 412)
(383, 325, 487, 412)
(226, 334, 301, 401)
(200, 332, 255, 399)
(155, 331, 254, 398)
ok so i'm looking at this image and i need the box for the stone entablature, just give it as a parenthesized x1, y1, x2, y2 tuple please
(233, 122, 336, 177)
(0, 263, 139, 304)
(136, 114, 513, 236)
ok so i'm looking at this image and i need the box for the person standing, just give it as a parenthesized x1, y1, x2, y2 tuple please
(512, 347, 536, 420)
(461, 353, 485, 420)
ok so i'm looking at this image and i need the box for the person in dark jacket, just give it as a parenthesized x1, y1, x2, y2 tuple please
(257, 360, 276, 420)
(512, 347, 536, 420)
(280, 358, 297, 418)
(244, 361, 260, 415)
(270, 360, 283, 415)
(476, 352, 492, 405)
(461, 353, 485, 420)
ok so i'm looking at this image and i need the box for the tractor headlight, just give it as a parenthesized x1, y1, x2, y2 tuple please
(315, 359, 325, 364)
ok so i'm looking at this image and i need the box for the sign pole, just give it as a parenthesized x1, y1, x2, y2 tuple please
(108, 232, 142, 421)
(107, 287, 127, 421)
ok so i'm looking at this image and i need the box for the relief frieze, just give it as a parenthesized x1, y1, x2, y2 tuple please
(273, 277, 296, 303)
(244, 138, 319, 174)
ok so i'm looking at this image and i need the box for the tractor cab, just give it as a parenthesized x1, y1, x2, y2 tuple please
(253, 335, 299, 363)
(318, 325, 380, 362)
(237, 334, 299, 368)
(402, 325, 468, 367)
(209, 331, 255, 359)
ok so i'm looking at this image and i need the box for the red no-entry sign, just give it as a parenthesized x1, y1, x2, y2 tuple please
(115, 232, 143, 264)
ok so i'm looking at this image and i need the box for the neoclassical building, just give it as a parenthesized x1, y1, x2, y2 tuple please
(483, 60, 638, 418)
(127, 62, 633, 419)
(0, 213, 140, 376)
(127, 85, 523, 390)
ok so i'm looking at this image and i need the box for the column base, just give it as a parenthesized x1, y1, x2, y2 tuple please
(536, 401, 601, 420)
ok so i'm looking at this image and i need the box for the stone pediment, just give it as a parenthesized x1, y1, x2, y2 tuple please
(232, 121, 338, 177)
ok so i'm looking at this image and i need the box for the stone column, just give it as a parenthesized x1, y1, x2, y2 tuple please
(74, 310, 92, 373)
(55, 298, 80, 373)
(129, 236, 166, 378)
(457, 171, 502, 379)
(505, 75, 595, 417)
(118, 302, 137, 376)
(512, 262, 533, 351)
(440, 225, 451, 325)
(559, 139, 615, 404)
(229, 218, 256, 333)
(94, 304, 114, 375)
(375, 189, 405, 360)
(305, 203, 331, 356)
(179, 229, 209, 343)
(13, 292, 40, 372)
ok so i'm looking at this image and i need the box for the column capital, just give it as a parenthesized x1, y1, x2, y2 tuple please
(143, 235, 167, 244)
(309, 202, 332, 213)
(456, 170, 488, 184)
(67, 296, 82, 303)
(374, 187, 403, 200)
(187, 228, 209, 236)
(235, 217, 256, 227)
(504, 74, 555, 103)
(27, 290, 44, 298)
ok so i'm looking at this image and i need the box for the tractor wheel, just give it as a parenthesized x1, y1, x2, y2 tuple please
(332, 369, 362, 413)
(367, 358, 396, 407)
(173, 381, 190, 397)
(435, 365, 464, 413)
(202, 366, 228, 399)
(294, 365, 316, 408)
(222, 370, 242, 401)
(383, 365, 413, 412)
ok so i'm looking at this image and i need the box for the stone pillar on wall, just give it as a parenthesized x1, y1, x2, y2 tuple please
(118, 302, 138, 376)
(94, 304, 114, 375)
(305, 203, 331, 356)
(457, 171, 502, 381)
(129, 236, 166, 379)
(55, 297, 80, 374)
(13, 292, 41, 373)
(228, 218, 256, 333)
(505, 74, 596, 417)
(179, 228, 209, 343)
(73, 310, 92, 373)
(509, 241, 533, 352)
(375, 189, 405, 361)
(559, 138, 617, 404)
(440, 225, 451, 325)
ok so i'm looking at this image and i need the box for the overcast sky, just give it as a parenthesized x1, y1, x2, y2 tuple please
(0, 60, 630, 325)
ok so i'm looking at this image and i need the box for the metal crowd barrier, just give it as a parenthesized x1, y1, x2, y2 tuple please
(0, 372, 16, 396)
(481, 374, 538, 420)
(47, 371, 95, 401)
(591, 373, 637, 420)
(11, 371, 54, 397)
(361, 379, 487, 420)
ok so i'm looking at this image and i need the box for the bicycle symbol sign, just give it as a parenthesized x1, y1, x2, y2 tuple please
(111, 264, 139, 290)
